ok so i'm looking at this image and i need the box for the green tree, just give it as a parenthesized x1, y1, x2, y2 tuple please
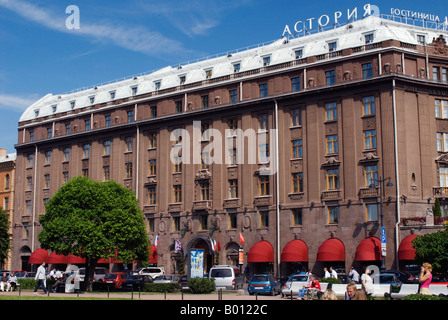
(433, 198, 442, 217)
(0, 207, 12, 267)
(412, 227, 448, 275)
(39, 176, 149, 290)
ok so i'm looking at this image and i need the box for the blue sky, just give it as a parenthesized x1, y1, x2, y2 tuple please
(0, 0, 446, 153)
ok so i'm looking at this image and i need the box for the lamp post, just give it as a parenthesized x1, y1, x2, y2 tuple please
(369, 176, 393, 272)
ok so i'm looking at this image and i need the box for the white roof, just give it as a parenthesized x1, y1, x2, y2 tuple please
(19, 16, 448, 122)
(0, 153, 16, 163)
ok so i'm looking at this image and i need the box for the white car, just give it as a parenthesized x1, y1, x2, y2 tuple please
(136, 267, 165, 279)
(153, 274, 179, 283)
(281, 273, 318, 297)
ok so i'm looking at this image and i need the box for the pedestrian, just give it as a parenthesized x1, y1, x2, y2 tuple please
(345, 282, 357, 300)
(323, 267, 330, 278)
(34, 261, 48, 294)
(419, 262, 433, 295)
(330, 267, 338, 279)
(0, 273, 8, 291)
(361, 267, 373, 296)
(348, 266, 360, 283)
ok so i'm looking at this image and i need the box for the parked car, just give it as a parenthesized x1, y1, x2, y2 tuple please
(153, 274, 179, 283)
(372, 272, 401, 286)
(209, 265, 244, 290)
(178, 275, 189, 290)
(384, 270, 417, 284)
(248, 274, 281, 296)
(122, 275, 153, 290)
(136, 267, 165, 279)
(103, 272, 129, 289)
(14, 271, 28, 278)
(281, 273, 318, 297)
(77, 267, 108, 283)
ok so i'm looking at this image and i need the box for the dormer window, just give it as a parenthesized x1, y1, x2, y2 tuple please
(417, 34, 426, 46)
(328, 41, 337, 52)
(89, 96, 95, 104)
(179, 75, 186, 85)
(70, 100, 76, 109)
(51, 105, 57, 113)
(263, 56, 271, 66)
(294, 48, 303, 59)
(154, 80, 161, 91)
(365, 33, 374, 44)
(205, 68, 213, 79)
(34, 109, 39, 117)
(131, 86, 138, 96)
(109, 90, 116, 100)
(232, 62, 241, 73)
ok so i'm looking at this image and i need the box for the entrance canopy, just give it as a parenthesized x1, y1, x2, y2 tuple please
(281, 240, 308, 262)
(247, 241, 274, 263)
(355, 237, 382, 261)
(29, 248, 49, 264)
(316, 238, 345, 261)
(398, 234, 417, 261)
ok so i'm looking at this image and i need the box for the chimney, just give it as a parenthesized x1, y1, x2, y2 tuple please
(0, 148, 6, 157)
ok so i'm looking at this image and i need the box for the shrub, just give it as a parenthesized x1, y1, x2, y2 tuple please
(320, 277, 342, 284)
(142, 282, 180, 293)
(403, 293, 448, 301)
(188, 277, 215, 294)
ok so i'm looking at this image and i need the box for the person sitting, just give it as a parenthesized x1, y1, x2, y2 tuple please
(7, 272, 17, 292)
(298, 275, 321, 300)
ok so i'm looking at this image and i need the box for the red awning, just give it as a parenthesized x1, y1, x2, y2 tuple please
(247, 241, 274, 263)
(398, 234, 417, 261)
(67, 254, 86, 264)
(316, 238, 345, 261)
(355, 237, 382, 261)
(281, 240, 308, 262)
(47, 252, 69, 264)
(29, 248, 49, 264)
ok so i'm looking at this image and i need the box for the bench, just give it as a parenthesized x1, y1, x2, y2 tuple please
(430, 284, 448, 296)
(330, 283, 362, 298)
(371, 284, 392, 298)
(389, 284, 419, 299)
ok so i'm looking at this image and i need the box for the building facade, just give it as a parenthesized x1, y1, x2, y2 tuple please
(0, 148, 16, 270)
(12, 16, 448, 277)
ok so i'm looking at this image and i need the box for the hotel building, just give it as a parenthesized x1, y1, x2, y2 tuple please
(11, 15, 448, 276)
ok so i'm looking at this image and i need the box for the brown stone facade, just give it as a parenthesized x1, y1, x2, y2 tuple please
(12, 27, 448, 277)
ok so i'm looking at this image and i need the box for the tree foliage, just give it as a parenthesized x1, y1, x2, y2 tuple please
(0, 206, 12, 265)
(412, 227, 448, 275)
(39, 176, 149, 289)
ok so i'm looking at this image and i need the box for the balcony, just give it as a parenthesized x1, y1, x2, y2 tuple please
(358, 187, 380, 199)
(321, 190, 342, 201)
(433, 187, 448, 197)
(223, 198, 240, 208)
(192, 200, 212, 211)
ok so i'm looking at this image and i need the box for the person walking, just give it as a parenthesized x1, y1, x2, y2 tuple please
(348, 266, 360, 283)
(323, 267, 330, 278)
(361, 267, 373, 296)
(419, 263, 433, 295)
(34, 261, 48, 295)
(329, 267, 338, 279)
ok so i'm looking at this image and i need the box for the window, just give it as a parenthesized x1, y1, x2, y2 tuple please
(109, 91, 116, 100)
(148, 186, 156, 205)
(126, 137, 133, 152)
(366, 204, 378, 221)
(229, 212, 237, 229)
(362, 96, 375, 116)
(326, 135, 338, 154)
(70, 100, 76, 109)
(295, 49, 303, 59)
(199, 215, 208, 230)
(259, 176, 270, 195)
(83, 144, 90, 158)
(199, 181, 210, 200)
(45, 151, 51, 165)
(154, 81, 161, 91)
(105, 115, 111, 127)
(435, 99, 448, 118)
(205, 69, 213, 79)
(292, 139, 303, 158)
(103, 166, 110, 181)
(201, 151, 210, 169)
(291, 77, 301, 92)
(125, 162, 133, 178)
(26, 200, 32, 215)
(173, 185, 182, 202)
(259, 113, 269, 130)
(327, 169, 339, 190)
(149, 159, 156, 176)
(52, 105, 57, 113)
(259, 144, 269, 163)
(5, 174, 10, 190)
(437, 132, 448, 152)
(27, 154, 34, 168)
(328, 206, 339, 224)
(63, 172, 69, 184)
(179, 75, 186, 85)
(85, 119, 91, 131)
(89, 96, 95, 104)
(64, 147, 70, 162)
(173, 156, 182, 173)
(417, 35, 426, 46)
(229, 179, 238, 198)
(29, 131, 34, 142)
(201, 122, 210, 141)
(362, 63, 373, 79)
(259, 83, 268, 98)
(4, 197, 9, 211)
(131, 86, 138, 96)
(228, 119, 238, 136)
(363, 129, 377, 149)
(292, 209, 302, 225)
(443, 68, 448, 83)
(82, 169, 88, 177)
(326, 70, 335, 85)
(27, 177, 32, 191)
(173, 216, 180, 232)
(292, 172, 303, 193)
(365, 165, 378, 187)
(325, 102, 337, 121)
(201, 95, 209, 109)
(175, 101, 182, 114)
(433, 67, 440, 81)
(127, 110, 134, 123)
(263, 56, 271, 66)
(228, 147, 237, 165)
(291, 108, 302, 126)
(103, 140, 111, 156)
(66, 123, 71, 135)
(260, 210, 269, 227)
(328, 41, 337, 52)
(47, 127, 52, 139)
(150, 106, 157, 118)
(148, 132, 157, 148)
(233, 63, 241, 73)
(44, 174, 50, 189)
(365, 33, 374, 44)
(230, 89, 238, 103)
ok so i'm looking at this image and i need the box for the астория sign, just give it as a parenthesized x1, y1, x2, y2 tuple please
(282, 4, 379, 37)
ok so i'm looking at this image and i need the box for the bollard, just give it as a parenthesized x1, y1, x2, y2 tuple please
(290, 290, 293, 300)
(131, 287, 134, 299)
(181, 286, 184, 300)
(107, 284, 110, 298)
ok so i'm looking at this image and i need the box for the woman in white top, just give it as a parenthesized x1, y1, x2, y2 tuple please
(361, 267, 374, 295)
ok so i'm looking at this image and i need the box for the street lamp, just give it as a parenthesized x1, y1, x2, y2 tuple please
(369, 176, 393, 271)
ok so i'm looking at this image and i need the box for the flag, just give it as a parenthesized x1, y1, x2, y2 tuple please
(175, 240, 182, 253)
(154, 235, 159, 247)
(210, 237, 216, 252)
(239, 232, 245, 244)
(217, 239, 221, 251)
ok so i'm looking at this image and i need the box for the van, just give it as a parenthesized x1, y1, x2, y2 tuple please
(209, 265, 243, 290)
(136, 267, 165, 279)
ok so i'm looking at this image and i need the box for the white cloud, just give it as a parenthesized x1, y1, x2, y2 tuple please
(0, 0, 191, 56)
(0, 93, 39, 112)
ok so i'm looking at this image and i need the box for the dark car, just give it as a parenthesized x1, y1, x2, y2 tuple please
(122, 275, 153, 290)
(248, 274, 281, 296)
(384, 270, 417, 284)
(178, 275, 189, 290)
